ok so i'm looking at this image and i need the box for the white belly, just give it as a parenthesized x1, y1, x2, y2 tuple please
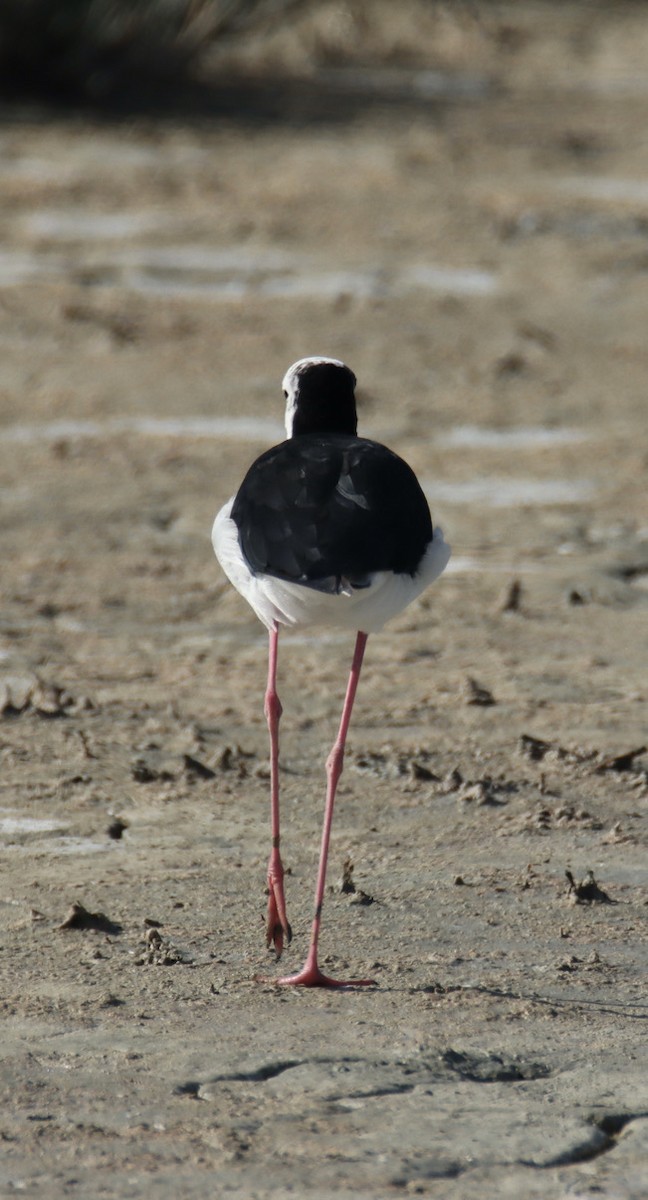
(212, 498, 451, 634)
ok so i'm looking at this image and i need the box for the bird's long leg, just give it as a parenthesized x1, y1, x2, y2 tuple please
(264, 624, 292, 958)
(276, 630, 376, 988)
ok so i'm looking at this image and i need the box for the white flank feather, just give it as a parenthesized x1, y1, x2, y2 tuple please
(212, 499, 451, 634)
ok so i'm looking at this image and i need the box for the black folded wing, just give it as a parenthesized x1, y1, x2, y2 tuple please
(231, 434, 433, 594)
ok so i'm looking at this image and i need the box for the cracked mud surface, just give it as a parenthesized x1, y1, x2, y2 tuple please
(1, 3, 648, 1197)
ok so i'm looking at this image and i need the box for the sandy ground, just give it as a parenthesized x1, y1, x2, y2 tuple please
(1, 3, 647, 1196)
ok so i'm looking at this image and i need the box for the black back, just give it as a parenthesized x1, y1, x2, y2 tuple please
(231, 434, 433, 594)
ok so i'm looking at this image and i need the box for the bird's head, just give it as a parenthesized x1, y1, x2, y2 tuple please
(282, 357, 358, 439)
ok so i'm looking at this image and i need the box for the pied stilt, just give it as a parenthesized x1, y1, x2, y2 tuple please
(212, 357, 451, 987)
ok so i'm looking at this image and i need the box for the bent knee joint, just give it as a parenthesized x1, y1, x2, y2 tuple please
(326, 743, 345, 776)
(264, 691, 283, 722)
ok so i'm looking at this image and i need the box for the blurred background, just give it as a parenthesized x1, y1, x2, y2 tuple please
(1, 0, 647, 675)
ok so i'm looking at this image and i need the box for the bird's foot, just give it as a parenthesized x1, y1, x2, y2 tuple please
(260, 948, 376, 988)
(272, 965, 376, 989)
(266, 863, 292, 959)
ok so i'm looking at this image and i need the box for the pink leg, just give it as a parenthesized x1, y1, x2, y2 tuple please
(275, 630, 376, 988)
(264, 625, 292, 958)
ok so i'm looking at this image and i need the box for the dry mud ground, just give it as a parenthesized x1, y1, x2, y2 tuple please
(0, 3, 647, 1197)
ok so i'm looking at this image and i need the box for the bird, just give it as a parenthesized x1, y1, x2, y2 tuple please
(212, 357, 451, 987)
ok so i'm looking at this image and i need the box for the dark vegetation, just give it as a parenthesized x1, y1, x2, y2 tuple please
(0, 0, 301, 106)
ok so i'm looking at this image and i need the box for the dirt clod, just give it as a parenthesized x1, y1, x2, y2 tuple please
(463, 678, 496, 706)
(59, 903, 123, 933)
(497, 579, 523, 613)
(341, 857, 356, 894)
(107, 817, 128, 840)
(565, 870, 615, 906)
(595, 746, 646, 773)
